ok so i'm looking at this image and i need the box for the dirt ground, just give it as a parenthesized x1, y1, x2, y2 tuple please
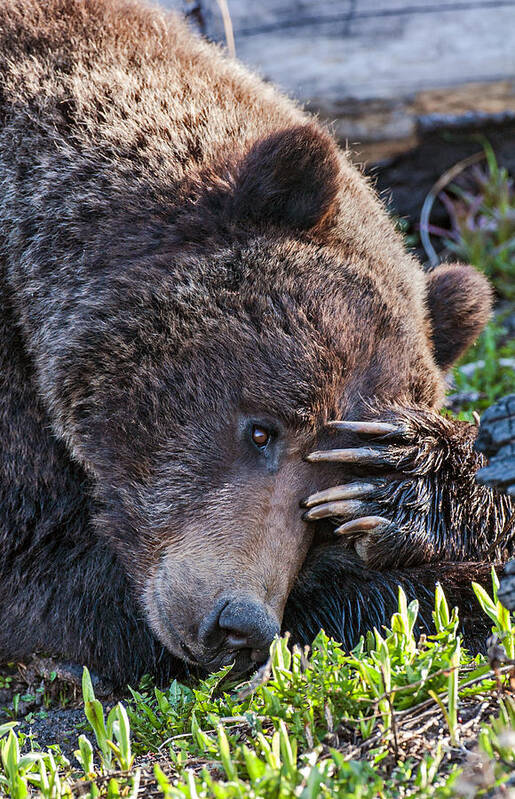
(0, 656, 115, 758)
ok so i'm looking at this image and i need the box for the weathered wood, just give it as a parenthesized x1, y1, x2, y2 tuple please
(165, 1, 515, 103)
(161, 0, 515, 161)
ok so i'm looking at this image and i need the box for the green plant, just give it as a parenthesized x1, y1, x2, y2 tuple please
(430, 141, 515, 302)
(479, 697, 515, 766)
(420, 143, 515, 417)
(0, 673, 13, 691)
(82, 667, 135, 773)
(1, 579, 514, 797)
(473, 568, 514, 660)
(449, 312, 515, 414)
(0, 727, 49, 799)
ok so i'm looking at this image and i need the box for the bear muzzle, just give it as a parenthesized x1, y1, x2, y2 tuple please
(146, 560, 283, 675)
(197, 594, 280, 672)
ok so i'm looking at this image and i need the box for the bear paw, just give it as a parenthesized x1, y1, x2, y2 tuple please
(301, 478, 395, 565)
(301, 416, 425, 568)
(302, 408, 512, 568)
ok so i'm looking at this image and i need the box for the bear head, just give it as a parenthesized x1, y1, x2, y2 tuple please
(63, 124, 492, 674)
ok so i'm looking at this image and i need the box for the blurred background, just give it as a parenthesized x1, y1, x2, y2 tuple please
(162, 0, 515, 416)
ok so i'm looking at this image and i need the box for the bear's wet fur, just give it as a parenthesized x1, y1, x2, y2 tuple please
(0, 0, 512, 685)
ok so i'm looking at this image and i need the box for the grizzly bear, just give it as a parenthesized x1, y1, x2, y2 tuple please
(0, 0, 512, 686)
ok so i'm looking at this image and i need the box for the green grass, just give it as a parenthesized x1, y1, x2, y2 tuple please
(401, 141, 514, 419)
(448, 311, 515, 418)
(436, 142, 515, 417)
(432, 140, 515, 303)
(1, 579, 514, 797)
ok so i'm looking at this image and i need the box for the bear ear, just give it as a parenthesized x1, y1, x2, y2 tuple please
(232, 124, 341, 231)
(426, 263, 493, 371)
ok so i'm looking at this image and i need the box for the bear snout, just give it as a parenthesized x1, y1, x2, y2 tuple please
(198, 594, 280, 669)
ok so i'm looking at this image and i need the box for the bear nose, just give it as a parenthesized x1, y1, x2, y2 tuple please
(200, 595, 280, 661)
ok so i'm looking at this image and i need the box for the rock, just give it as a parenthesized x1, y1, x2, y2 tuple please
(476, 395, 515, 610)
(459, 359, 515, 380)
(475, 394, 515, 495)
(444, 390, 482, 413)
(498, 560, 515, 615)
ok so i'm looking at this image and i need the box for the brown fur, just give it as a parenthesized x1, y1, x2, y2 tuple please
(0, 0, 507, 683)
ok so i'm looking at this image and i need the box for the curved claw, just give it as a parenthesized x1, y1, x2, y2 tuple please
(301, 480, 379, 509)
(326, 420, 404, 437)
(305, 446, 394, 466)
(334, 515, 391, 535)
(303, 499, 367, 522)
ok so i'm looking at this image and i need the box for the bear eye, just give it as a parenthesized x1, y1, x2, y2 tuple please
(251, 424, 271, 450)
